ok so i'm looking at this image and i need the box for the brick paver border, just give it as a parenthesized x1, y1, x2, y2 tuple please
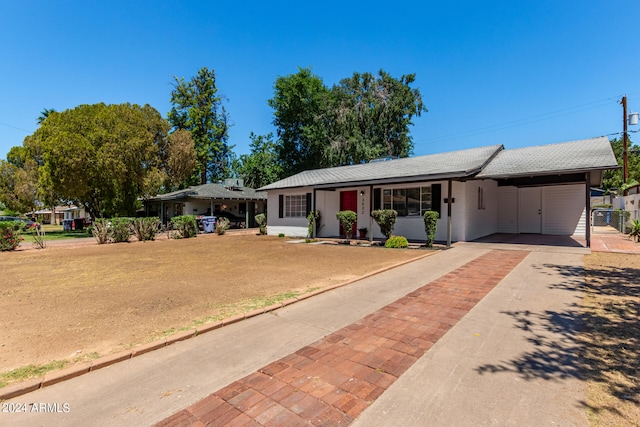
(155, 249, 529, 426)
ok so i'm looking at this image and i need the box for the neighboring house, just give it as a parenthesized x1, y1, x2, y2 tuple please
(28, 205, 90, 224)
(259, 137, 618, 246)
(143, 180, 267, 228)
(590, 188, 613, 207)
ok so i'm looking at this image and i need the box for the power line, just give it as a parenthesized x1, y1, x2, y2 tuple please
(0, 121, 31, 134)
(417, 96, 620, 145)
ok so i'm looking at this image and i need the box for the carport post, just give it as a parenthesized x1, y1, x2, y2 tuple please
(447, 179, 452, 247)
(585, 172, 591, 248)
(313, 189, 317, 238)
(369, 184, 373, 243)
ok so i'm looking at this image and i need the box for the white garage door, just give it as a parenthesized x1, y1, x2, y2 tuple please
(542, 184, 586, 236)
(497, 184, 586, 236)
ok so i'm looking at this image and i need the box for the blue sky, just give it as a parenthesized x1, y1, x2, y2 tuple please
(1, 1, 638, 162)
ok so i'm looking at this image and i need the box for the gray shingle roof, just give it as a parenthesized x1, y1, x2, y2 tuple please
(260, 144, 504, 190)
(260, 137, 619, 190)
(476, 136, 618, 179)
(150, 183, 266, 201)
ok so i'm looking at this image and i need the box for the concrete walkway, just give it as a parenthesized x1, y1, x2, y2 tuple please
(591, 232, 640, 254)
(1, 243, 589, 426)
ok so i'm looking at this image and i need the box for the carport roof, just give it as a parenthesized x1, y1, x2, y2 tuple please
(259, 144, 503, 190)
(476, 136, 619, 179)
(149, 183, 266, 201)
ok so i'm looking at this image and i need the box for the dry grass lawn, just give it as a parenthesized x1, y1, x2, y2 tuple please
(3, 233, 638, 426)
(0, 233, 426, 382)
(583, 252, 640, 426)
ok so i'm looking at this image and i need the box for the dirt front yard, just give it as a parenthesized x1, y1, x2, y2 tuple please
(0, 234, 426, 376)
(582, 252, 640, 426)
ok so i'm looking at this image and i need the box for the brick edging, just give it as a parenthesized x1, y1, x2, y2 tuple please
(0, 249, 439, 401)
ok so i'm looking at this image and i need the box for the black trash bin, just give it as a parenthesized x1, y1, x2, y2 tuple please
(73, 218, 84, 231)
(63, 219, 73, 231)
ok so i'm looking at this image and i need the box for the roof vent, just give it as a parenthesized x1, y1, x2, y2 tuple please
(223, 178, 244, 189)
(369, 156, 399, 163)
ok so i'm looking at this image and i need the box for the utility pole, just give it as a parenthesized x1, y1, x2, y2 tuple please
(622, 95, 629, 187)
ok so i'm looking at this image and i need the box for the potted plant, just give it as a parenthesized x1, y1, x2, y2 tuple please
(358, 227, 368, 239)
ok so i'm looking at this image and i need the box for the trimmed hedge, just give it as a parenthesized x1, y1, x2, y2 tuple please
(371, 209, 397, 240)
(384, 235, 409, 248)
(171, 215, 198, 239)
(255, 213, 267, 235)
(423, 210, 439, 248)
(336, 210, 357, 239)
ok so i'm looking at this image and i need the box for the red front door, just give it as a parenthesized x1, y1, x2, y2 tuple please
(339, 190, 357, 237)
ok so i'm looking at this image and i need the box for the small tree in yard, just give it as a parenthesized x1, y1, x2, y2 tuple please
(307, 210, 321, 238)
(371, 209, 397, 240)
(423, 210, 439, 248)
(255, 213, 267, 235)
(336, 210, 357, 240)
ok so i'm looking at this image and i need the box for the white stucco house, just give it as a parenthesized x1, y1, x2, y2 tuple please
(259, 137, 619, 247)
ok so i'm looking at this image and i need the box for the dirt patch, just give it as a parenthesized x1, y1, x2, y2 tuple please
(0, 234, 428, 375)
(583, 252, 640, 426)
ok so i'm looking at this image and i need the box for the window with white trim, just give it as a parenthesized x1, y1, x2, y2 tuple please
(478, 187, 485, 210)
(285, 195, 306, 217)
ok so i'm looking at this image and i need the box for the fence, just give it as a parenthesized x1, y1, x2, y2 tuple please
(591, 209, 631, 233)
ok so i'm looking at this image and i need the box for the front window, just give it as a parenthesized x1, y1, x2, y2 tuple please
(382, 186, 434, 217)
(285, 195, 306, 217)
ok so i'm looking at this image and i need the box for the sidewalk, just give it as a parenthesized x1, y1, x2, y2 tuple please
(0, 244, 589, 426)
(591, 232, 640, 254)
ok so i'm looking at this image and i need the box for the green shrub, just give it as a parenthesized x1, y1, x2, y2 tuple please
(423, 210, 439, 248)
(371, 209, 398, 240)
(629, 219, 640, 242)
(171, 215, 198, 239)
(109, 217, 134, 243)
(255, 213, 267, 235)
(215, 217, 230, 235)
(133, 217, 160, 242)
(278, 233, 285, 238)
(0, 221, 24, 251)
(384, 235, 409, 248)
(336, 210, 357, 239)
(92, 219, 110, 244)
(613, 208, 631, 219)
(307, 210, 321, 238)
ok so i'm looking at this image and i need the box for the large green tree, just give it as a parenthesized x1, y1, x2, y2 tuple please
(267, 68, 426, 176)
(231, 132, 283, 189)
(0, 158, 39, 213)
(603, 137, 640, 190)
(268, 67, 330, 177)
(168, 67, 232, 185)
(326, 70, 426, 165)
(30, 103, 194, 218)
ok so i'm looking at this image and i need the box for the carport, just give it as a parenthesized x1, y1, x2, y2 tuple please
(475, 138, 619, 247)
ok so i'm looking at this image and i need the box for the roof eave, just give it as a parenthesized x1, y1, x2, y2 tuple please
(309, 170, 481, 190)
(478, 165, 620, 180)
